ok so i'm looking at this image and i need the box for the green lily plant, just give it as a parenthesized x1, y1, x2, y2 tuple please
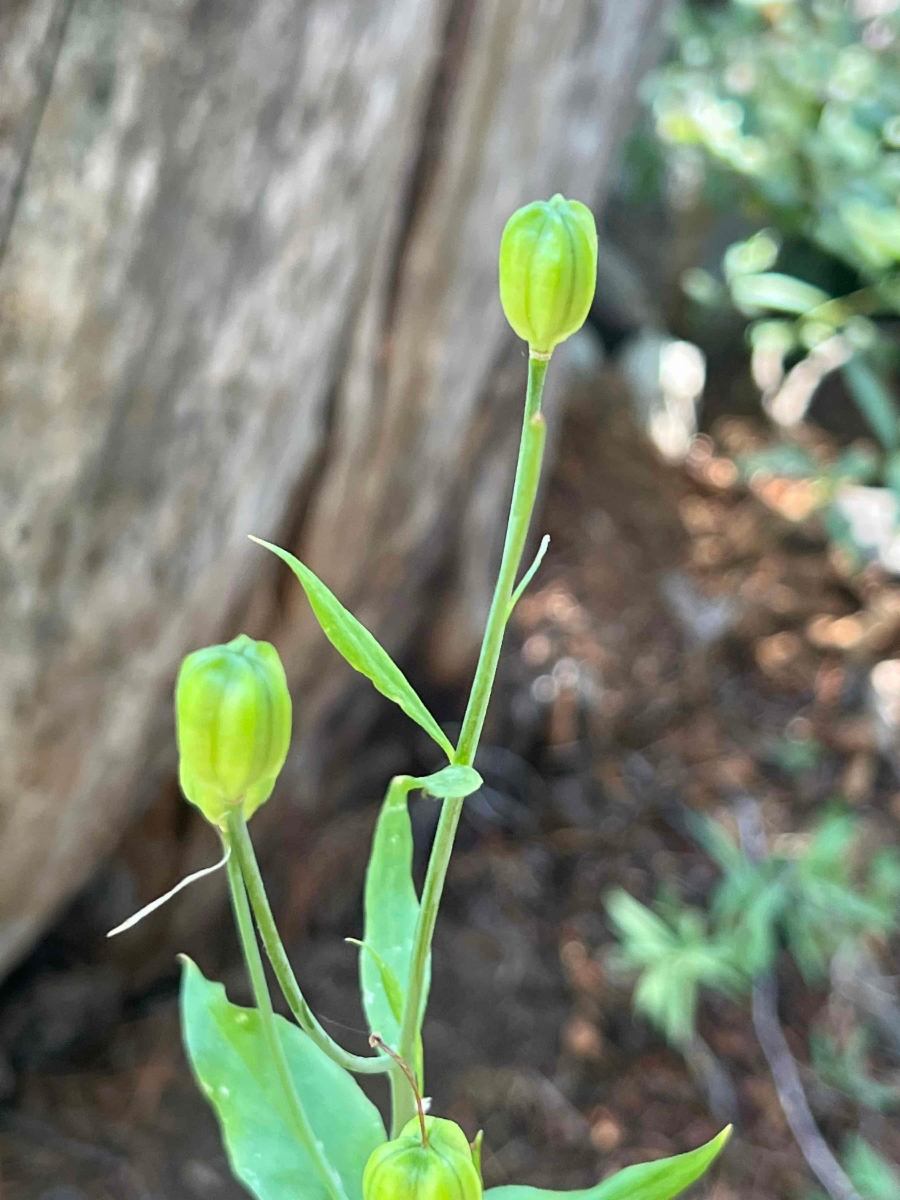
(115, 196, 729, 1200)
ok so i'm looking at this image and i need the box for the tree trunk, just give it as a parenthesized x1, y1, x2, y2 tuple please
(0, 0, 665, 977)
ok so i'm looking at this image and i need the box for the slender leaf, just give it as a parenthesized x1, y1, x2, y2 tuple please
(180, 958, 385, 1200)
(730, 272, 829, 315)
(359, 768, 481, 1067)
(845, 1136, 900, 1200)
(473, 1130, 484, 1181)
(842, 358, 900, 451)
(485, 1128, 731, 1200)
(347, 940, 404, 1025)
(508, 534, 550, 619)
(360, 777, 425, 1054)
(250, 537, 454, 759)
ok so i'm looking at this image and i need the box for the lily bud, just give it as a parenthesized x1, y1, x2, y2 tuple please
(175, 634, 292, 826)
(499, 193, 597, 356)
(363, 1117, 482, 1200)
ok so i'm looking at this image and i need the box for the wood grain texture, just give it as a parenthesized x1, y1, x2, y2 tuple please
(0, 0, 665, 975)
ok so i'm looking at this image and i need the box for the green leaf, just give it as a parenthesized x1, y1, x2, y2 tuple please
(723, 230, 779, 279)
(359, 768, 480, 1065)
(415, 765, 483, 800)
(737, 880, 785, 977)
(842, 201, 900, 272)
(508, 534, 550, 619)
(845, 1135, 900, 1200)
(842, 358, 900, 451)
(180, 958, 385, 1200)
(472, 1130, 484, 1181)
(830, 445, 880, 487)
(606, 890, 678, 962)
(730, 272, 829, 316)
(360, 777, 428, 1055)
(485, 1127, 731, 1200)
(250, 538, 454, 760)
(736, 444, 818, 482)
(347, 940, 404, 1025)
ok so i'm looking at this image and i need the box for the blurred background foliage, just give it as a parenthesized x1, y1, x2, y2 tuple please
(598, 5, 900, 1194)
(631, 0, 900, 570)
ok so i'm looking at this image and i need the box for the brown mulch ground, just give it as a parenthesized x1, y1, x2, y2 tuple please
(2, 387, 899, 1200)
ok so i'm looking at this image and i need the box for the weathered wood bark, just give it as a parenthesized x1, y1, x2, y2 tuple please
(0, 0, 665, 976)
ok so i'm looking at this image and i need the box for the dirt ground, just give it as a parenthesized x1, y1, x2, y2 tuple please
(2, 387, 899, 1200)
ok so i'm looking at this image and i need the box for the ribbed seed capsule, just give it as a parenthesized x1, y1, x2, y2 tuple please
(363, 1117, 482, 1200)
(499, 193, 598, 355)
(175, 634, 292, 826)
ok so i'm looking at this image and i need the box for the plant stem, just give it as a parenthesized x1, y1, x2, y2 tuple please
(224, 813, 348, 1200)
(394, 354, 549, 1130)
(230, 810, 392, 1075)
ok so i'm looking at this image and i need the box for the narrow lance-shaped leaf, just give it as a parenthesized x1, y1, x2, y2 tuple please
(730, 272, 829, 315)
(351, 937, 427, 1086)
(485, 1127, 731, 1200)
(347, 940, 404, 1025)
(180, 957, 386, 1200)
(842, 357, 900, 451)
(361, 776, 422, 1058)
(250, 537, 455, 760)
(507, 535, 550, 620)
(360, 769, 482, 1055)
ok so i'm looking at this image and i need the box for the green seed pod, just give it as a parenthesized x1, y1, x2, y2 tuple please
(499, 193, 598, 355)
(175, 634, 292, 826)
(363, 1117, 482, 1200)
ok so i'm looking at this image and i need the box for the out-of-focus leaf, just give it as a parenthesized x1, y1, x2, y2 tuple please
(737, 444, 818, 481)
(804, 811, 858, 874)
(842, 201, 900, 271)
(731, 272, 830, 315)
(485, 1127, 731, 1200)
(607, 889, 744, 1047)
(724, 230, 780, 279)
(772, 812, 900, 981)
(884, 451, 900, 498)
(688, 814, 745, 875)
(736, 879, 786, 977)
(830, 445, 881, 486)
(180, 958, 385, 1200)
(842, 358, 900, 451)
(606, 890, 678, 963)
(748, 318, 797, 353)
(811, 1028, 900, 1113)
(870, 849, 900, 914)
(766, 732, 824, 774)
(844, 1136, 900, 1200)
(681, 266, 724, 306)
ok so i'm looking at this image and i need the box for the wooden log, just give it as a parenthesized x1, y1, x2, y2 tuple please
(0, 0, 665, 976)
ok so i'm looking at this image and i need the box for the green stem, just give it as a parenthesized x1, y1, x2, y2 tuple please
(394, 353, 549, 1130)
(224, 812, 348, 1200)
(230, 811, 392, 1076)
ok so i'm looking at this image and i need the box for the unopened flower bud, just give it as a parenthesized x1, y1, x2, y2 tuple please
(175, 634, 292, 826)
(363, 1117, 482, 1200)
(499, 194, 597, 355)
